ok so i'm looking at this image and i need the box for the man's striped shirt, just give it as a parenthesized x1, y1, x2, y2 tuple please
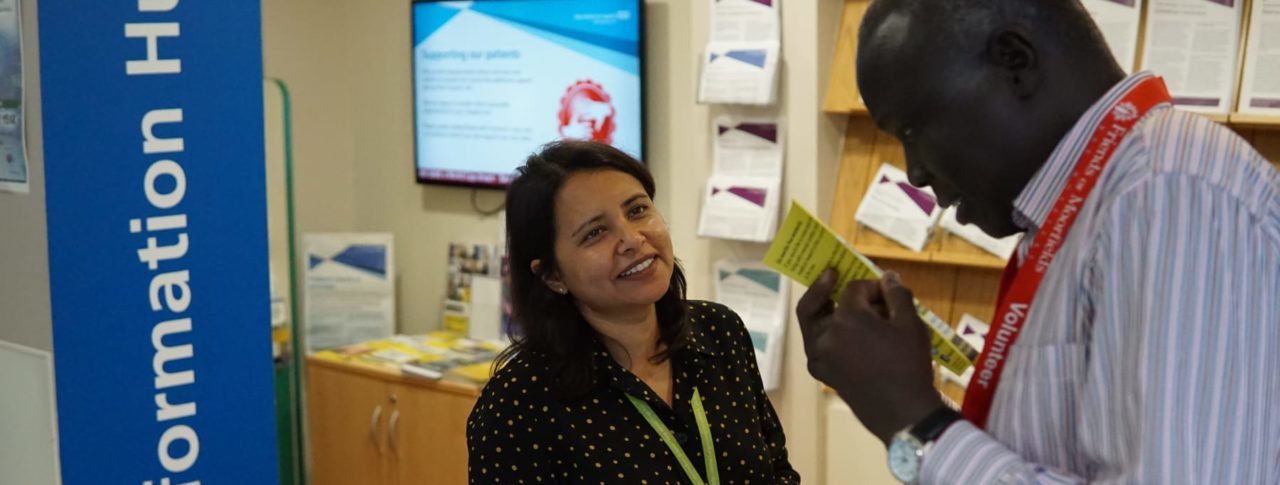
(923, 72, 1280, 484)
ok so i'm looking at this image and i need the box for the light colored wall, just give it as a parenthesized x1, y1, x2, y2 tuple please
(827, 398, 898, 484)
(260, 0, 362, 258)
(0, 0, 50, 352)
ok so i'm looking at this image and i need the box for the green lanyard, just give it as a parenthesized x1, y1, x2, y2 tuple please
(626, 387, 719, 485)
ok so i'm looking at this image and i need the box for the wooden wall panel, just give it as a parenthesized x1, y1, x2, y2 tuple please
(1251, 131, 1280, 166)
(829, 116, 879, 240)
(823, 0, 872, 114)
(949, 270, 1003, 326)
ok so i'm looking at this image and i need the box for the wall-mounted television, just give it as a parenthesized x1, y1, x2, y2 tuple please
(412, 0, 645, 188)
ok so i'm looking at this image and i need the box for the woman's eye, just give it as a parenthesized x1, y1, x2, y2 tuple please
(629, 205, 648, 217)
(582, 227, 605, 242)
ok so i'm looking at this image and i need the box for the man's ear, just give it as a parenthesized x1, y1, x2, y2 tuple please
(531, 259, 568, 295)
(985, 26, 1039, 98)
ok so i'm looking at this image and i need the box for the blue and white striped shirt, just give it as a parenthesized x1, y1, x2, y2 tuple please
(922, 72, 1280, 484)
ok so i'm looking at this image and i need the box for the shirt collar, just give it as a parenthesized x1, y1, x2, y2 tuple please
(1012, 71, 1159, 231)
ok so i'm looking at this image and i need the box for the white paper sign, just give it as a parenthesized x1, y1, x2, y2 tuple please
(854, 164, 942, 252)
(938, 207, 1021, 261)
(0, 0, 26, 195)
(304, 233, 396, 351)
(1082, 0, 1145, 73)
(940, 314, 991, 388)
(711, 0, 780, 44)
(714, 260, 789, 391)
(468, 276, 504, 343)
(698, 43, 780, 105)
(698, 174, 782, 242)
(1237, 0, 1280, 114)
(699, 116, 784, 242)
(1141, 0, 1244, 114)
(713, 116, 784, 178)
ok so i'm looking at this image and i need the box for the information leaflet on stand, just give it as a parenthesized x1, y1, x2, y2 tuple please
(714, 260, 789, 391)
(939, 314, 991, 389)
(0, 0, 24, 194)
(304, 233, 396, 351)
(853, 163, 942, 252)
(1141, 0, 1244, 113)
(1238, 0, 1280, 114)
(698, 116, 784, 242)
(1081, 0, 1144, 73)
(698, 0, 780, 105)
(938, 207, 1021, 261)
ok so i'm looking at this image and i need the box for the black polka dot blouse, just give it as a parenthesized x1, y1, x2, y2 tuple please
(466, 301, 801, 484)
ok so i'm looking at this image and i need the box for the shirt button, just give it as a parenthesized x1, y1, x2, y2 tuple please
(675, 432, 688, 444)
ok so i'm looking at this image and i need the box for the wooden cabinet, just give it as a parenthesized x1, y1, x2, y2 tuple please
(307, 358, 481, 485)
(390, 381, 476, 484)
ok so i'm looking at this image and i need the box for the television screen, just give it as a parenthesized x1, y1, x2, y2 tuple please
(412, 0, 645, 188)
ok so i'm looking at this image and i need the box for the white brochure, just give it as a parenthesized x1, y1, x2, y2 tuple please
(0, 0, 26, 194)
(699, 43, 780, 105)
(1141, 0, 1245, 114)
(854, 163, 942, 252)
(710, 0, 780, 44)
(303, 233, 396, 351)
(938, 207, 1021, 261)
(1237, 0, 1280, 114)
(699, 117, 784, 242)
(940, 314, 991, 389)
(699, 0, 780, 105)
(1082, 0, 1145, 73)
(698, 174, 782, 243)
(713, 116, 785, 178)
(714, 260, 789, 392)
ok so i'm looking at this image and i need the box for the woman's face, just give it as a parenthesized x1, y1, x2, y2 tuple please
(540, 169, 674, 318)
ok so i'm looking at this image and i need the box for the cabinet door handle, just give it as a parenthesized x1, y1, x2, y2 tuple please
(388, 409, 401, 460)
(369, 405, 384, 455)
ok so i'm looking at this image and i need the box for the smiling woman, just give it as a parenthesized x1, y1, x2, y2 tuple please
(465, 140, 801, 484)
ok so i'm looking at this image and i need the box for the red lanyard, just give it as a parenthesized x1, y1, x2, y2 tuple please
(960, 76, 1172, 429)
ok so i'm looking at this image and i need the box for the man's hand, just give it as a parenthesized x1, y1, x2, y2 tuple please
(796, 268, 943, 445)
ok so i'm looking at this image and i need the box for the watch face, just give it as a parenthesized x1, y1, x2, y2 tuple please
(888, 433, 922, 483)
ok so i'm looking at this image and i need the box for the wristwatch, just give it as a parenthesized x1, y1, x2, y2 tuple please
(887, 406, 963, 484)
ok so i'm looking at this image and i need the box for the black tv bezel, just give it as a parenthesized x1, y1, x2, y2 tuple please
(410, 0, 648, 190)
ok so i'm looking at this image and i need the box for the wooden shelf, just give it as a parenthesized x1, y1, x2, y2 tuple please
(857, 242, 1008, 270)
(1203, 112, 1231, 123)
(1152, 109, 1280, 130)
(856, 243, 932, 264)
(838, 106, 1280, 131)
(1228, 112, 1280, 130)
(929, 250, 1008, 270)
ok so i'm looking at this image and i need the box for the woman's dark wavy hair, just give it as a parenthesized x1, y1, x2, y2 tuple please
(496, 140, 689, 399)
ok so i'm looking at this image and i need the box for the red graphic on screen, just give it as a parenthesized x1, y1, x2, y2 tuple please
(558, 79, 617, 144)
